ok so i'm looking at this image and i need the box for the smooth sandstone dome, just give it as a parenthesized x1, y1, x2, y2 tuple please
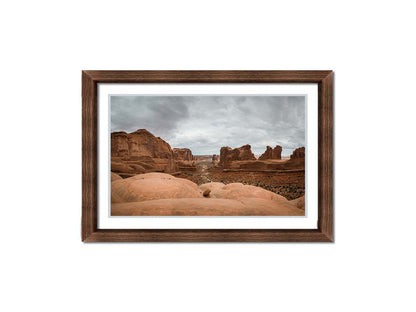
(111, 173, 305, 216)
(199, 182, 226, 194)
(290, 195, 305, 210)
(112, 198, 304, 216)
(111, 172, 122, 182)
(126, 172, 179, 180)
(111, 173, 202, 203)
(199, 182, 287, 201)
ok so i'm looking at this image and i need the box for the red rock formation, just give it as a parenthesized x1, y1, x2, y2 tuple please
(259, 145, 282, 160)
(111, 132, 130, 156)
(193, 155, 212, 161)
(219, 145, 256, 168)
(219, 147, 232, 167)
(212, 154, 219, 165)
(112, 129, 173, 158)
(111, 129, 178, 173)
(290, 147, 305, 159)
(165, 157, 179, 173)
(173, 148, 194, 161)
(176, 161, 197, 171)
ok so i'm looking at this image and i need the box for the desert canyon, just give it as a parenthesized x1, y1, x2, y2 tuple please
(111, 129, 305, 216)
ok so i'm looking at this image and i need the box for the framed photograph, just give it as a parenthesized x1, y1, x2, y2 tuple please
(82, 71, 333, 242)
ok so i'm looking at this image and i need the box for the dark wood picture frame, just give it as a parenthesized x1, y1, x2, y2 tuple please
(82, 70, 333, 242)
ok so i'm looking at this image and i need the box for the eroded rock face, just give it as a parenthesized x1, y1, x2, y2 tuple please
(219, 145, 256, 168)
(173, 149, 196, 171)
(111, 129, 178, 173)
(259, 145, 282, 160)
(290, 147, 305, 159)
(111, 161, 135, 174)
(173, 148, 194, 161)
(219, 147, 231, 167)
(111, 132, 130, 156)
(176, 161, 197, 171)
(212, 154, 219, 165)
(165, 157, 179, 173)
(112, 129, 173, 158)
(194, 155, 212, 161)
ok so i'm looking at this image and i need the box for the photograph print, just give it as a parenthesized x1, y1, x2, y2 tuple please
(110, 95, 306, 216)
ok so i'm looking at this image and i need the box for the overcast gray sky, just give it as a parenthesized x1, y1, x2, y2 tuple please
(111, 95, 305, 156)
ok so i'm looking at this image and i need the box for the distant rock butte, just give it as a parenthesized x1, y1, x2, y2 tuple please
(259, 145, 282, 160)
(290, 147, 305, 159)
(212, 154, 219, 164)
(194, 155, 212, 161)
(173, 148, 194, 161)
(219, 145, 256, 168)
(217, 145, 305, 171)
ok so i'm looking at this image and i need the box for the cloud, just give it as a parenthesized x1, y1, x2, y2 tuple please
(111, 95, 305, 156)
(111, 96, 190, 139)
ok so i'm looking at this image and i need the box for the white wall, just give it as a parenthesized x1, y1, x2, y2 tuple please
(1, 1, 415, 311)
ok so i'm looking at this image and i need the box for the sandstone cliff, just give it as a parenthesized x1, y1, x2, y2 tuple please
(173, 148, 194, 161)
(290, 147, 305, 159)
(112, 129, 173, 158)
(259, 145, 282, 160)
(219, 144, 256, 168)
(111, 129, 178, 173)
(212, 154, 219, 165)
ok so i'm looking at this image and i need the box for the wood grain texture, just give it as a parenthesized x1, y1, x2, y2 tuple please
(318, 72, 334, 241)
(83, 70, 332, 83)
(81, 70, 334, 242)
(82, 72, 97, 241)
(83, 229, 332, 242)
